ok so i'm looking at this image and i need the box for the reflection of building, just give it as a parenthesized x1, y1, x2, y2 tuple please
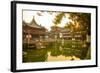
(50, 26, 82, 40)
(23, 17, 46, 43)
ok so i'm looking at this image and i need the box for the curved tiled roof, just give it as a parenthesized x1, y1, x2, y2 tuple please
(29, 17, 41, 28)
(23, 17, 44, 29)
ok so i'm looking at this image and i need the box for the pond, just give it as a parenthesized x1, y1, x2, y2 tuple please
(23, 40, 91, 63)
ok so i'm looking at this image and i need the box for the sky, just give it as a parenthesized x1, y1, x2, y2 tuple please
(23, 10, 71, 31)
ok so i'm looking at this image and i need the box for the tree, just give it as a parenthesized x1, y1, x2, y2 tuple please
(53, 12, 91, 35)
(53, 12, 65, 26)
(69, 13, 91, 35)
(53, 12, 91, 41)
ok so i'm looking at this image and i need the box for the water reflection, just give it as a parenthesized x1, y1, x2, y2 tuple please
(47, 52, 80, 61)
(23, 41, 90, 63)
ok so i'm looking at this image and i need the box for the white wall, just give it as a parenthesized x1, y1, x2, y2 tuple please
(0, 0, 100, 73)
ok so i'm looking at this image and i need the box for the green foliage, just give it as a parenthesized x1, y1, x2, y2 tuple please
(53, 12, 65, 25)
(23, 40, 90, 62)
(69, 13, 91, 35)
(53, 12, 91, 35)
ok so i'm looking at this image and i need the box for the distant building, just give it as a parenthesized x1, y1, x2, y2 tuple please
(50, 26, 82, 40)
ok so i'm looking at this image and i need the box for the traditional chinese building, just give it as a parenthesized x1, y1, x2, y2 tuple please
(50, 26, 82, 40)
(23, 17, 46, 43)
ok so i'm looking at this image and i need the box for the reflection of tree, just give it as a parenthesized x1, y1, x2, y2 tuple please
(23, 49, 48, 62)
(50, 42, 61, 56)
(50, 49, 61, 57)
(23, 41, 90, 62)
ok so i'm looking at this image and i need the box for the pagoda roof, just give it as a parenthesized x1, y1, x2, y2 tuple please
(23, 17, 45, 29)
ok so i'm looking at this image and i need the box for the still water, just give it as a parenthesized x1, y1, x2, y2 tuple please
(23, 41, 90, 63)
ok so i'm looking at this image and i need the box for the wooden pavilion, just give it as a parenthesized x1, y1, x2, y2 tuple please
(23, 17, 46, 43)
